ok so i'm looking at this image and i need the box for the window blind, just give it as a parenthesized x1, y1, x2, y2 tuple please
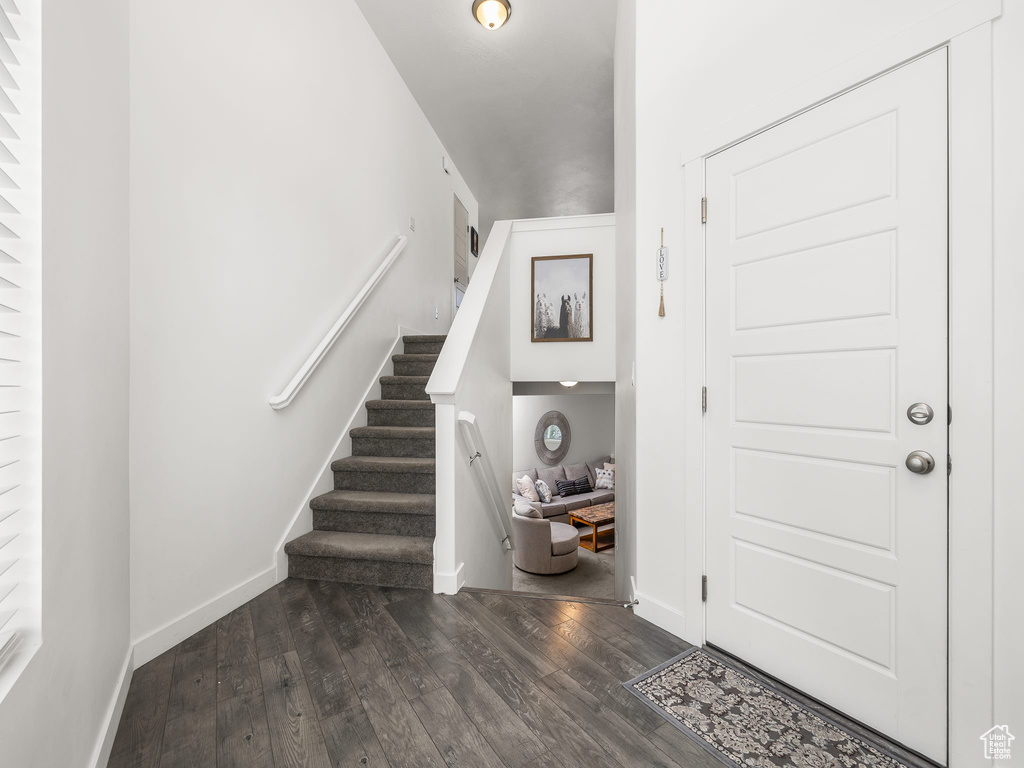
(0, 0, 40, 684)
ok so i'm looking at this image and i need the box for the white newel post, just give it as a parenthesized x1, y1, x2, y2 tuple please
(432, 400, 462, 593)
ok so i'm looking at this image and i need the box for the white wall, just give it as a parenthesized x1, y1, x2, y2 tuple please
(509, 214, 615, 382)
(512, 394, 614, 472)
(621, 0, 1023, 751)
(447, 283, 513, 592)
(613, 0, 638, 606)
(991, 0, 1024, 741)
(129, 0, 479, 657)
(0, 0, 132, 765)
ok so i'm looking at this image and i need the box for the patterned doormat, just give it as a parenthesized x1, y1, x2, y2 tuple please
(623, 648, 914, 768)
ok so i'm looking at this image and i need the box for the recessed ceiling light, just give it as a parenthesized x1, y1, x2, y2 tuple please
(472, 0, 511, 30)
(559, 381, 578, 388)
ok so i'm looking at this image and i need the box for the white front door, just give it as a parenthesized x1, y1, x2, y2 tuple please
(704, 50, 948, 761)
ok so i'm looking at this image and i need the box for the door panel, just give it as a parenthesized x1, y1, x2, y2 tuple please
(733, 349, 895, 432)
(732, 541, 895, 668)
(733, 111, 896, 238)
(705, 50, 947, 761)
(733, 449, 895, 550)
(733, 231, 895, 330)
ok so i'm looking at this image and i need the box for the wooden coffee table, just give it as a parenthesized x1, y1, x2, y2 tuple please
(569, 502, 614, 552)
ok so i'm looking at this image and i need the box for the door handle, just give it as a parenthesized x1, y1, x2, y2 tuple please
(905, 450, 935, 475)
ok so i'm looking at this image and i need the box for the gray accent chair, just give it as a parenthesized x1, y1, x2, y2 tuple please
(512, 512, 579, 575)
(511, 456, 614, 525)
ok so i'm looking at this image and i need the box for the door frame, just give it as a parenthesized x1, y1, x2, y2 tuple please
(679, 7, 997, 765)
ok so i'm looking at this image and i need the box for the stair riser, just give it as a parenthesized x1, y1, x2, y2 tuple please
(393, 360, 437, 376)
(381, 381, 430, 400)
(351, 436, 435, 459)
(313, 510, 435, 537)
(403, 341, 445, 355)
(334, 470, 435, 494)
(288, 555, 432, 590)
(367, 408, 435, 428)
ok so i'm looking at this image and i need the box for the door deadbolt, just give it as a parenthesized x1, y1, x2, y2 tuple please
(907, 403, 934, 425)
(905, 450, 935, 475)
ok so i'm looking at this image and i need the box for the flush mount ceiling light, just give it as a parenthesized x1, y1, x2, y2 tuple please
(472, 0, 511, 30)
(559, 381, 578, 388)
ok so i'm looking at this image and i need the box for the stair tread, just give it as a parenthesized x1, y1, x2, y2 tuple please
(332, 455, 435, 473)
(365, 399, 434, 410)
(402, 335, 447, 343)
(285, 530, 433, 564)
(392, 354, 440, 361)
(311, 489, 435, 514)
(350, 426, 435, 439)
(380, 375, 430, 383)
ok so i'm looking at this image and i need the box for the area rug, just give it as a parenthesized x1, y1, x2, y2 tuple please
(623, 648, 912, 768)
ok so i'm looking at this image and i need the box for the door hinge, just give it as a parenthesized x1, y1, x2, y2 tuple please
(947, 454, 952, 476)
(701, 574, 708, 602)
(701, 197, 707, 224)
(702, 386, 707, 414)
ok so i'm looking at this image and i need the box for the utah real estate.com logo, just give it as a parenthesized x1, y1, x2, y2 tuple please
(980, 725, 1014, 760)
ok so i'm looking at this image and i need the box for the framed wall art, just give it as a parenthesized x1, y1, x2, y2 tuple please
(531, 254, 593, 343)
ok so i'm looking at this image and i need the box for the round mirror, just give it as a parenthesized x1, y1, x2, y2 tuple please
(535, 411, 571, 465)
(543, 425, 562, 451)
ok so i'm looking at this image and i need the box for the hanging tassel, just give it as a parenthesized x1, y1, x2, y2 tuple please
(657, 227, 666, 317)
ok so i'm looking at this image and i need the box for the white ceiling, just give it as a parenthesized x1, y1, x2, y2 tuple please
(354, 0, 617, 237)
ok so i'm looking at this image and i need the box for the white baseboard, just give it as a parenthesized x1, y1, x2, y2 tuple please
(132, 565, 279, 667)
(434, 562, 465, 594)
(88, 645, 134, 768)
(634, 590, 687, 639)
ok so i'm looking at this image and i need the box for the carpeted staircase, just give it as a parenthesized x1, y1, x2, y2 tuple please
(284, 335, 445, 589)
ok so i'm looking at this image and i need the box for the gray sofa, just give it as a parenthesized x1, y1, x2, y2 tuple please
(511, 456, 613, 525)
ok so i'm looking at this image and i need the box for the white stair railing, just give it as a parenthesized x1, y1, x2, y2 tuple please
(269, 235, 408, 410)
(458, 411, 514, 551)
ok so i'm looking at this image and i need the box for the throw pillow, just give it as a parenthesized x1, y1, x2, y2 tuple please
(516, 475, 540, 502)
(535, 478, 553, 503)
(555, 478, 579, 497)
(513, 499, 542, 518)
(512, 468, 538, 494)
(586, 460, 603, 486)
(595, 467, 615, 490)
(573, 476, 593, 494)
(604, 462, 616, 472)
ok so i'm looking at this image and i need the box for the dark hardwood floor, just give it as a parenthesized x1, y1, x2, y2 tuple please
(108, 579, 712, 768)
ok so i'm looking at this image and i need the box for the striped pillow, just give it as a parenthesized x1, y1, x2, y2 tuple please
(555, 478, 577, 497)
(556, 476, 593, 497)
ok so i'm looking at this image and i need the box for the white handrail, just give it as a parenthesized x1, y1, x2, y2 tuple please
(269, 235, 408, 410)
(458, 410, 514, 551)
(426, 220, 513, 401)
